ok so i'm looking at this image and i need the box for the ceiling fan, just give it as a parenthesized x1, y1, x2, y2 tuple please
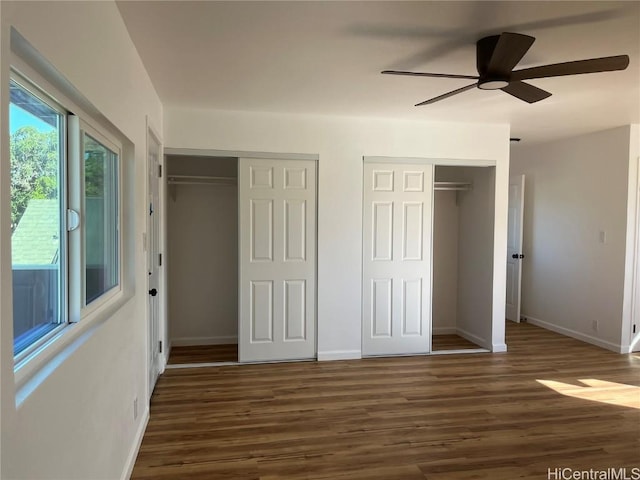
(382, 32, 629, 106)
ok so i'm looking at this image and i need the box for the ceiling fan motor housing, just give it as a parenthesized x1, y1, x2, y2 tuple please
(476, 35, 510, 89)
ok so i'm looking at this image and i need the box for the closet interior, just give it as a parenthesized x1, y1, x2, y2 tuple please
(432, 165, 495, 353)
(166, 155, 239, 365)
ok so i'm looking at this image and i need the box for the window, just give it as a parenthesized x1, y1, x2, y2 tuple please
(10, 72, 121, 360)
(83, 132, 119, 304)
(10, 78, 66, 356)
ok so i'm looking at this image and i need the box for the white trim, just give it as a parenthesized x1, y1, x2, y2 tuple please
(15, 296, 134, 397)
(146, 121, 163, 402)
(120, 408, 149, 480)
(622, 150, 640, 351)
(165, 147, 318, 162)
(524, 315, 622, 353)
(171, 335, 238, 346)
(166, 361, 240, 369)
(430, 348, 490, 355)
(491, 343, 508, 353)
(363, 156, 496, 167)
(456, 327, 490, 350)
(432, 327, 457, 335)
(317, 350, 362, 361)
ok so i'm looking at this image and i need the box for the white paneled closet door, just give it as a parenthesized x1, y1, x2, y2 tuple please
(238, 158, 316, 362)
(363, 163, 433, 356)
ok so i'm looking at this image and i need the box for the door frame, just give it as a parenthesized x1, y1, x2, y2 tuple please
(163, 148, 319, 363)
(362, 156, 502, 354)
(146, 119, 165, 399)
(623, 154, 640, 353)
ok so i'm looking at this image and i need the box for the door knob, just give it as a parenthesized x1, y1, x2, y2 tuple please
(512, 254, 525, 259)
(149, 288, 158, 296)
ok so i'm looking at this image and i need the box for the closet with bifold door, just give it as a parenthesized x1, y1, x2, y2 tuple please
(166, 155, 239, 364)
(432, 165, 495, 353)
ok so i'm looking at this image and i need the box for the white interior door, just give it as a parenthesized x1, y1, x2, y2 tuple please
(238, 158, 316, 362)
(147, 129, 161, 396)
(362, 163, 433, 356)
(506, 174, 525, 322)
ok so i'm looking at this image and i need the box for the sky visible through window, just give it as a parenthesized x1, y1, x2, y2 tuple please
(10, 103, 54, 134)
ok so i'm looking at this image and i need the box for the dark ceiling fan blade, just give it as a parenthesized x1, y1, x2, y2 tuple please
(415, 83, 478, 106)
(486, 32, 535, 76)
(501, 81, 552, 103)
(381, 70, 479, 80)
(512, 55, 629, 81)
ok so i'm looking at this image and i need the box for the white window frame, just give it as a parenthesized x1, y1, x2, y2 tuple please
(74, 120, 123, 320)
(10, 64, 126, 376)
(10, 71, 69, 364)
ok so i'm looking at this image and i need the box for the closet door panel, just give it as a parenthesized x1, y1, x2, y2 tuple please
(363, 162, 432, 356)
(250, 199, 274, 262)
(239, 158, 316, 362)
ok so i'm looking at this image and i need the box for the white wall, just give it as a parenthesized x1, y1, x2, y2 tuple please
(168, 183, 238, 345)
(1, 2, 162, 479)
(165, 107, 511, 356)
(511, 126, 633, 351)
(432, 190, 458, 333)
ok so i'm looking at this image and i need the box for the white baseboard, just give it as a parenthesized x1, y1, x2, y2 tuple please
(524, 315, 621, 352)
(171, 335, 237, 346)
(456, 327, 490, 350)
(317, 350, 362, 361)
(121, 408, 149, 480)
(432, 326, 457, 335)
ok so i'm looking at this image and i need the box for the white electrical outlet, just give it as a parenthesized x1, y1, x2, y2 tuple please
(592, 320, 599, 332)
(133, 397, 138, 421)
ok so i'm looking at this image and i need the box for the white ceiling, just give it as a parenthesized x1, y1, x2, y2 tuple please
(117, 1, 640, 144)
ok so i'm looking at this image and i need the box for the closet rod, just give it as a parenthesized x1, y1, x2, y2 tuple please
(434, 181, 471, 191)
(168, 180, 236, 186)
(167, 174, 237, 186)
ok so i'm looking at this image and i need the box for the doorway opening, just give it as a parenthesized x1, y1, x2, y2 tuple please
(431, 165, 495, 353)
(165, 155, 239, 365)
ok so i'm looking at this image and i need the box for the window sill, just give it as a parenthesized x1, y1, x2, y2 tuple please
(14, 289, 133, 407)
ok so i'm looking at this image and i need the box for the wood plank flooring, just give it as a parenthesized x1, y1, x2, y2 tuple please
(168, 344, 238, 364)
(133, 322, 640, 479)
(431, 334, 481, 351)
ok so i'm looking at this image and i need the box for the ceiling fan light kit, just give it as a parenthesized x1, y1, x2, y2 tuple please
(382, 32, 629, 105)
(478, 80, 509, 90)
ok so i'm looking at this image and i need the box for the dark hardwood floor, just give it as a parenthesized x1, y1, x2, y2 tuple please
(133, 322, 640, 479)
(431, 334, 482, 351)
(168, 344, 238, 364)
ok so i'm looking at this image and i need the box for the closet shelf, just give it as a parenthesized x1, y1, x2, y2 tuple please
(434, 181, 472, 191)
(168, 175, 237, 186)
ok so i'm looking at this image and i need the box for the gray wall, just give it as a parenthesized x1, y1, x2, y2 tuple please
(434, 166, 495, 348)
(167, 157, 238, 345)
(432, 190, 458, 333)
